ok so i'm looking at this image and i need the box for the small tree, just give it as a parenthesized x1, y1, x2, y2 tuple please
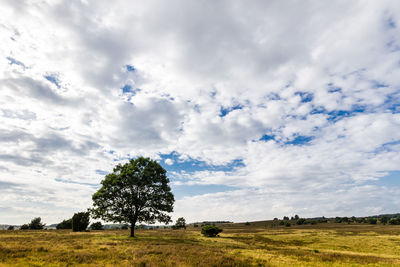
(90, 222, 104, 230)
(7, 225, 14, 230)
(296, 218, 306, 225)
(173, 217, 186, 229)
(90, 157, 175, 237)
(56, 218, 72, 229)
(283, 216, 289, 220)
(201, 225, 222, 237)
(72, 212, 90, 232)
(20, 224, 29, 230)
(294, 215, 299, 220)
(29, 217, 45, 230)
(380, 216, 388, 224)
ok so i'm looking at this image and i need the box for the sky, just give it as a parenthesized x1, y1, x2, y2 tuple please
(0, 0, 400, 225)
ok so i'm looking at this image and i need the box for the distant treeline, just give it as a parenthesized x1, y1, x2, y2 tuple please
(268, 213, 400, 227)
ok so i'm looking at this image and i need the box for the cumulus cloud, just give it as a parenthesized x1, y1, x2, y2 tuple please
(0, 0, 399, 224)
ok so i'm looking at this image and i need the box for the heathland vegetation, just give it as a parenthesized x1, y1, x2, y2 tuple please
(3, 157, 400, 266)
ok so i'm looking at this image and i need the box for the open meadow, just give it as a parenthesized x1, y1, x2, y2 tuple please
(1, 222, 400, 266)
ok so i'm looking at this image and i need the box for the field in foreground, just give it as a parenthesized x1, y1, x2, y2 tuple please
(1, 223, 400, 266)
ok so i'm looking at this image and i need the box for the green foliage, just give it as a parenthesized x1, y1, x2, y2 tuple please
(283, 216, 289, 220)
(367, 218, 377, 224)
(72, 212, 90, 232)
(279, 221, 285, 225)
(201, 225, 223, 237)
(335, 217, 342, 223)
(29, 217, 45, 230)
(90, 222, 104, 230)
(389, 218, 400, 225)
(7, 225, 14, 230)
(173, 217, 186, 229)
(121, 224, 129, 230)
(294, 215, 299, 220)
(20, 224, 29, 230)
(296, 218, 306, 225)
(56, 218, 72, 229)
(245, 222, 250, 226)
(380, 217, 388, 224)
(285, 222, 291, 227)
(90, 157, 175, 237)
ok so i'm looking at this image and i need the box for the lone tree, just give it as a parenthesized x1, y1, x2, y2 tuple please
(90, 157, 174, 237)
(173, 217, 186, 229)
(72, 212, 90, 232)
(29, 217, 45, 230)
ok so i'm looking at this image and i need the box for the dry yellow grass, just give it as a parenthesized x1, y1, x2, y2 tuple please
(1, 223, 400, 266)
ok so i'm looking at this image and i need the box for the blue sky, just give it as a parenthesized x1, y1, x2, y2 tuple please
(0, 0, 400, 224)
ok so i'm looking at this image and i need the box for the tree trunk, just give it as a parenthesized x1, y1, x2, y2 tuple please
(130, 223, 135, 237)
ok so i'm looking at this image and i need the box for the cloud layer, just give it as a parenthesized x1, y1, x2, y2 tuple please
(0, 0, 400, 224)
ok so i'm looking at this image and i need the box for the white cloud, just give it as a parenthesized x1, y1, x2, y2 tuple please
(0, 0, 400, 224)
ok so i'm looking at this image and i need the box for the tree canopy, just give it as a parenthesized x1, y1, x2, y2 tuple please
(90, 157, 174, 237)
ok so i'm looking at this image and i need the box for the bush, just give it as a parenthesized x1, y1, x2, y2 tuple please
(296, 218, 306, 225)
(90, 222, 104, 230)
(56, 218, 72, 229)
(7, 225, 14, 230)
(285, 222, 291, 227)
(367, 218, 377, 224)
(245, 222, 250, 226)
(72, 212, 90, 232)
(380, 217, 389, 224)
(283, 216, 289, 220)
(389, 218, 400, 225)
(121, 224, 129, 230)
(279, 221, 285, 225)
(20, 224, 29, 230)
(193, 224, 199, 227)
(29, 217, 45, 230)
(173, 217, 186, 229)
(201, 225, 222, 237)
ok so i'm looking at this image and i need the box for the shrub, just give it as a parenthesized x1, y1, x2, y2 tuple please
(193, 224, 199, 227)
(279, 221, 285, 225)
(20, 224, 29, 230)
(245, 222, 250, 226)
(56, 218, 72, 229)
(296, 218, 306, 225)
(380, 217, 388, 224)
(7, 225, 14, 230)
(367, 218, 377, 224)
(201, 225, 222, 237)
(72, 212, 90, 232)
(173, 217, 186, 229)
(90, 222, 104, 230)
(310, 220, 317, 225)
(29, 217, 45, 230)
(285, 222, 291, 227)
(121, 224, 129, 230)
(283, 216, 289, 220)
(389, 218, 400, 225)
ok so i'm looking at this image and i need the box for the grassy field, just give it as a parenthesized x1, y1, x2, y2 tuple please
(1, 222, 400, 266)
